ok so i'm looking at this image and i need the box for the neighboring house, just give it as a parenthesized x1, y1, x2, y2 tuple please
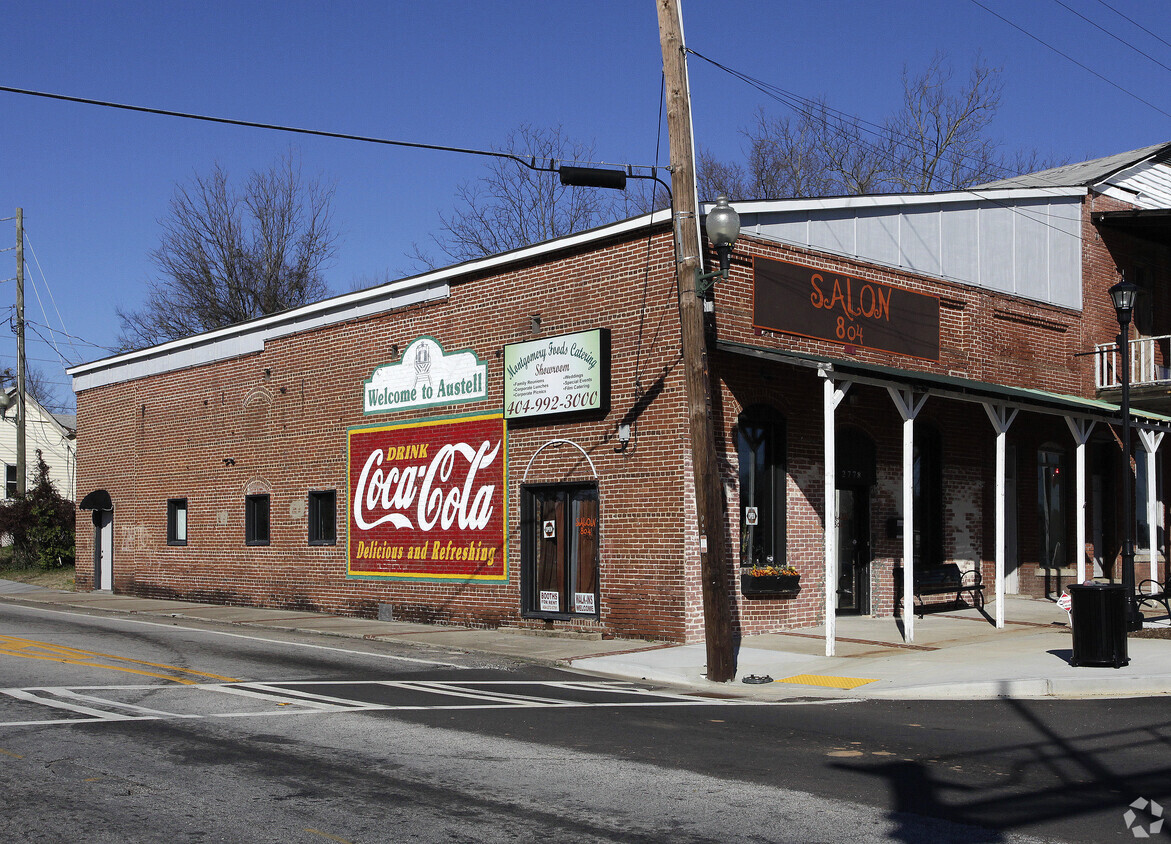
(66, 143, 1171, 652)
(0, 388, 76, 501)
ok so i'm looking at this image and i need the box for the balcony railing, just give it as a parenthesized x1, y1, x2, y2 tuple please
(1094, 334, 1171, 390)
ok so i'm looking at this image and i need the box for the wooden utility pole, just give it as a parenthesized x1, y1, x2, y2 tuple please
(656, 0, 735, 682)
(14, 208, 25, 496)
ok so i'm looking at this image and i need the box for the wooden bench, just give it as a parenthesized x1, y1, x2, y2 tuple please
(1138, 574, 1171, 619)
(892, 563, 984, 617)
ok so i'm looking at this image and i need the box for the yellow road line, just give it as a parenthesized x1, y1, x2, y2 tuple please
(0, 747, 24, 759)
(0, 635, 240, 684)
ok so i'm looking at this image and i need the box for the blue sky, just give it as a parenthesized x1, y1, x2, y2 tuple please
(2, 0, 1169, 409)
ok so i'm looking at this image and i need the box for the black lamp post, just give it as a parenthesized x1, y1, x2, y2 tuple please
(1109, 274, 1144, 632)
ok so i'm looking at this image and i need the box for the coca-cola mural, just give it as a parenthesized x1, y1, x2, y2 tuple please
(348, 413, 506, 581)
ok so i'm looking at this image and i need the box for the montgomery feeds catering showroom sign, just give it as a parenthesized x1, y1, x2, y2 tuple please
(503, 328, 611, 419)
(347, 413, 506, 582)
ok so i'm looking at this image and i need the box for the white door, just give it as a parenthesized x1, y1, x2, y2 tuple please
(95, 511, 113, 591)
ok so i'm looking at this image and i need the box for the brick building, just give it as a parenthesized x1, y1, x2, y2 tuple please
(70, 144, 1171, 651)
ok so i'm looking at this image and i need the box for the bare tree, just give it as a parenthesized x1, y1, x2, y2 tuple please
(0, 365, 69, 415)
(23, 366, 66, 414)
(884, 53, 1005, 192)
(699, 53, 1051, 201)
(411, 125, 660, 268)
(117, 151, 338, 350)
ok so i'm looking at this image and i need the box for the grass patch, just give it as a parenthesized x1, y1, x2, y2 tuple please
(0, 547, 75, 591)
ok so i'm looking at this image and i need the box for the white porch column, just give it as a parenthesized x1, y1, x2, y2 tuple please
(888, 387, 928, 642)
(1065, 417, 1095, 586)
(821, 372, 851, 657)
(983, 403, 1018, 630)
(1138, 428, 1165, 591)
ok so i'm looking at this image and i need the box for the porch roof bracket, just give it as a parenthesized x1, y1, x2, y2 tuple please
(1137, 428, 1165, 592)
(821, 370, 851, 657)
(983, 403, 1018, 629)
(1065, 418, 1096, 586)
(889, 388, 928, 643)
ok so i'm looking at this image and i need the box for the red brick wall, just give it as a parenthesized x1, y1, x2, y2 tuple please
(76, 226, 707, 642)
(76, 193, 1164, 640)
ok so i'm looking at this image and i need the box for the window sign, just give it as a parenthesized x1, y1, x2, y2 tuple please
(348, 412, 506, 582)
(504, 329, 610, 420)
(540, 591, 561, 612)
(574, 592, 596, 614)
(744, 506, 759, 527)
(543, 519, 556, 539)
(364, 337, 487, 414)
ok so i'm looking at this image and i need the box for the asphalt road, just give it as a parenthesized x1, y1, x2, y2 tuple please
(1, 601, 1166, 843)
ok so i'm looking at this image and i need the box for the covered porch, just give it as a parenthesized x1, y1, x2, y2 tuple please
(717, 341, 1171, 656)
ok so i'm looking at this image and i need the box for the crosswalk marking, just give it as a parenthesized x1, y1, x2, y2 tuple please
(42, 688, 191, 718)
(205, 683, 378, 712)
(3, 688, 140, 721)
(0, 679, 858, 728)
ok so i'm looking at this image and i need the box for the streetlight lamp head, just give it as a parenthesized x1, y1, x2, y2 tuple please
(1110, 277, 1140, 328)
(705, 195, 740, 248)
(705, 195, 741, 276)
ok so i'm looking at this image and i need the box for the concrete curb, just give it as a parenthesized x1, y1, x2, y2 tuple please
(861, 676, 1171, 700)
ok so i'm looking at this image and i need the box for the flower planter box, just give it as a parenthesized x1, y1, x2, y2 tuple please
(741, 573, 801, 597)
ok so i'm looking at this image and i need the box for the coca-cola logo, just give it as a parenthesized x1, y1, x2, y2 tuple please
(353, 439, 500, 532)
(347, 414, 507, 581)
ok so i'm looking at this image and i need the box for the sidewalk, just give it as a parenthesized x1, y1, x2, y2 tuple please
(3, 580, 1169, 701)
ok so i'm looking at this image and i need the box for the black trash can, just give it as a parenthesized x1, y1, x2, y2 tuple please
(1068, 583, 1129, 668)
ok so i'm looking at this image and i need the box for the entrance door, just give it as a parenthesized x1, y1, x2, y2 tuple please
(836, 486, 871, 614)
(94, 510, 113, 591)
(522, 484, 599, 617)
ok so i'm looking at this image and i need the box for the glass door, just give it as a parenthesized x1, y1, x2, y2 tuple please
(524, 484, 599, 617)
(836, 487, 870, 614)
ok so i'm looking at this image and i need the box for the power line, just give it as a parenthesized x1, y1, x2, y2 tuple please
(686, 48, 1031, 186)
(1092, 0, 1171, 53)
(685, 48, 1082, 241)
(22, 319, 116, 354)
(1050, 0, 1171, 77)
(969, 0, 1171, 120)
(22, 233, 82, 364)
(0, 83, 659, 177)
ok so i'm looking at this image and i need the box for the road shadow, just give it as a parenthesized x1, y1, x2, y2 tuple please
(833, 697, 1171, 842)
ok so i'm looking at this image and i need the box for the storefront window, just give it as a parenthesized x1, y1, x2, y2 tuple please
(308, 490, 336, 545)
(245, 493, 270, 546)
(167, 498, 187, 546)
(1037, 445, 1066, 568)
(522, 484, 599, 617)
(737, 406, 786, 568)
(1135, 455, 1163, 557)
